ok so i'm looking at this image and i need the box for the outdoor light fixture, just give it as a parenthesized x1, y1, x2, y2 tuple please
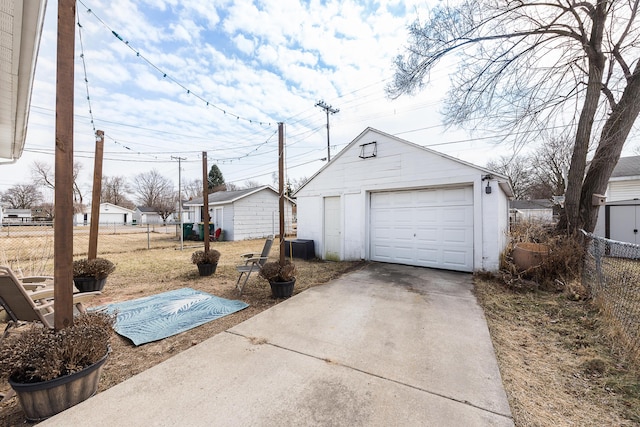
(482, 174, 493, 194)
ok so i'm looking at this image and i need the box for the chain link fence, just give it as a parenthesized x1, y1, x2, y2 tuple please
(583, 231, 640, 362)
(0, 222, 182, 275)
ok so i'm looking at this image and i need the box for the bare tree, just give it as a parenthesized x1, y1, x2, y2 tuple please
(132, 169, 174, 207)
(243, 180, 262, 189)
(530, 137, 573, 199)
(155, 192, 178, 224)
(388, 0, 640, 234)
(101, 176, 134, 209)
(0, 184, 43, 208)
(31, 161, 85, 206)
(183, 179, 204, 199)
(225, 182, 240, 191)
(486, 155, 534, 200)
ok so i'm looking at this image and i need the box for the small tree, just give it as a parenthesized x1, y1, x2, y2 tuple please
(207, 165, 225, 190)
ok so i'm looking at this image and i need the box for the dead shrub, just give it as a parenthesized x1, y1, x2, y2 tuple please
(503, 220, 584, 292)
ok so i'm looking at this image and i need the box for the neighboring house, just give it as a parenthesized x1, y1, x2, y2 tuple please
(594, 155, 640, 244)
(294, 127, 514, 273)
(174, 200, 195, 224)
(74, 203, 135, 225)
(510, 199, 554, 223)
(134, 207, 165, 225)
(184, 186, 295, 241)
(2, 208, 32, 223)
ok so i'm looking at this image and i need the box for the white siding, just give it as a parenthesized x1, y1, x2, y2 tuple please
(296, 128, 511, 272)
(607, 179, 640, 202)
(232, 189, 293, 241)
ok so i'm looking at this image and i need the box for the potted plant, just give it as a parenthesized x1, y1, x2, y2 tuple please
(259, 260, 297, 298)
(0, 312, 114, 421)
(191, 249, 221, 276)
(72, 257, 116, 292)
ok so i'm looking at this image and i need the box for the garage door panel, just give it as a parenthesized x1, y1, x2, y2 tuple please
(416, 248, 439, 263)
(415, 189, 439, 204)
(442, 187, 471, 203)
(442, 229, 469, 245)
(443, 250, 471, 268)
(370, 187, 474, 272)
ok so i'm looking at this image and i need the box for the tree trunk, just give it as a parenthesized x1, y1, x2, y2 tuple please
(562, 3, 607, 235)
(579, 62, 640, 232)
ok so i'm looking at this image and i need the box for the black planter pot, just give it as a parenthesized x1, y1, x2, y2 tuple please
(9, 350, 110, 421)
(73, 276, 108, 292)
(269, 278, 296, 298)
(197, 263, 217, 276)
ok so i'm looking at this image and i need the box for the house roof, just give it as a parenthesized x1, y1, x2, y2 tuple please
(610, 155, 640, 178)
(294, 127, 514, 197)
(510, 199, 554, 210)
(184, 185, 294, 207)
(136, 206, 160, 213)
(0, 1, 47, 162)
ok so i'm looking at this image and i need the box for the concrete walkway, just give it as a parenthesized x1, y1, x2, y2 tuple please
(40, 263, 514, 426)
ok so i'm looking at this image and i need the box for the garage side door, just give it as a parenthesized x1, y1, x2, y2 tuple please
(370, 187, 474, 272)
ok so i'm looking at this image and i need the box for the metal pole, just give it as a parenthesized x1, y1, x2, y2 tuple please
(172, 156, 185, 250)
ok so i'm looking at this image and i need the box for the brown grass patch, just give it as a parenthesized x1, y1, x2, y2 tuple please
(475, 276, 640, 426)
(0, 237, 363, 426)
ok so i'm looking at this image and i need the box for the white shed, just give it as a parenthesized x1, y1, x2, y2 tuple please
(294, 128, 513, 272)
(184, 186, 295, 241)
(74, 203, 135, 225)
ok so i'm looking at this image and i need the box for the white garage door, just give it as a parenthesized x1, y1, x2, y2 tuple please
(370, 187, 474, 272)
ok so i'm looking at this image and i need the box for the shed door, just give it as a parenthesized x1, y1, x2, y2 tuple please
(370, 187, 474, 272)
(324, 197, 341, 260)
(609, 205, 639, 244)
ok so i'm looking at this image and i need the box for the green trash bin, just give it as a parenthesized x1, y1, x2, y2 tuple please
(183, 223, 194, 240)
(197, 223, 215, 241)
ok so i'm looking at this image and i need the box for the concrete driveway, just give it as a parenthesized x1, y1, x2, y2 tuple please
(41, 263, 514, 426)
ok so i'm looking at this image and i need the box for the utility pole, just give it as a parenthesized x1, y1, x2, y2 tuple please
(172, 156, 186, 250)
(315, 100, 339, 162)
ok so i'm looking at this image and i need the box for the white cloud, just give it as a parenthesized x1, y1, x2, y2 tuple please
(233, 34, 255, 55)
(1, 0, 517, 195)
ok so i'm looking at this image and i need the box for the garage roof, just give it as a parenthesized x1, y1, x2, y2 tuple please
(0, 0, 47, 162)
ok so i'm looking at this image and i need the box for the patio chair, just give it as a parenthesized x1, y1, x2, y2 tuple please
(0, 266, 100, 329)
(210, 228, 222, 242)
(235, 236, 274, 295)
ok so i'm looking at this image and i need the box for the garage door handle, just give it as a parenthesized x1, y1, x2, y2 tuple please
(635, 229, 638, 234)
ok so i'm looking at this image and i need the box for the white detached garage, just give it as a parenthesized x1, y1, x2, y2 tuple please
(294, 128, 513, 272)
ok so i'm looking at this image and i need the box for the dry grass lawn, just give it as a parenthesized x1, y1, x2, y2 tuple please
(475, 276, 640, 427)
(0, 237, 364, 426)
(2, 233, 640, 426)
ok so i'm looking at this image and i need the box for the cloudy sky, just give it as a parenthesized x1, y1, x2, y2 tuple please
(3, 0, 604, 199)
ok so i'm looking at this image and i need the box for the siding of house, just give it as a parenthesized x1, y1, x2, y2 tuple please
(296, 129, 510, 271)
(607, 179, 640, 202)
(232, 190, 293, 240)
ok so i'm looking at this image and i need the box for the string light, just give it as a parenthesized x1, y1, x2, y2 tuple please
(78, 0, 274, 127)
